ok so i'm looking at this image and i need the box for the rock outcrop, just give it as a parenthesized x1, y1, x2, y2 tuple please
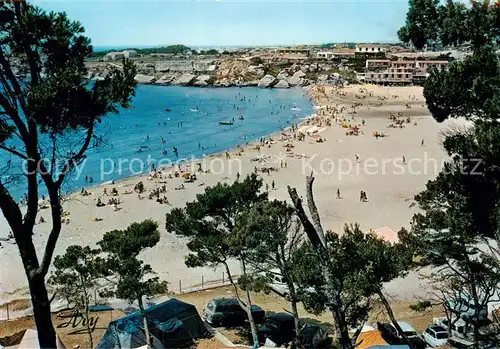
(154, 73, 177, 85)
(245, 65, 266, 77)
(174, 73, 197, 85)
(87, 56, 349, 88)
(317, 74, 330, 82)
(292, 70, 306, 79)
(287, 76, 308, 87)
(134, 74, 156, 84)
(193, 75, 214, 86)
(274, 80, 290, 88)
(258, 75, 277, 88)
(277, 71, 289, 80)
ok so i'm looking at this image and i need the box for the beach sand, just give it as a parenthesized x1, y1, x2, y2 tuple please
(0, 84, 459, 314)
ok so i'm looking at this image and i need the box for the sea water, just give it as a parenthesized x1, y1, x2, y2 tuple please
(1, 85, 313, 200)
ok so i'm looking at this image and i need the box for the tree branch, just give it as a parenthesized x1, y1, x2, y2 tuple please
(0, 144, 27, 159)
(287, 185, 323, 248)
(55, 124, 94, 189)
(0, 180, 23, 232)
(0, 180, 40, 277)
(0, 92, 29, 142)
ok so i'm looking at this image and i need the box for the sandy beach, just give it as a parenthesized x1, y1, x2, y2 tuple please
(0, 84, 458, 315)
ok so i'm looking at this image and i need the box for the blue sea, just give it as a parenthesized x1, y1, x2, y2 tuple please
(1, 86, 313, 200)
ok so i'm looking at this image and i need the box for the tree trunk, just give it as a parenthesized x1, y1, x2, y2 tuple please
(290, 298, 302, 349)
(377, 290, 409, 343)
(138, 296, 151, 349)
(244, 287, 259, 345)
(81, 281, 94, 349)
(288, 183, 353, 349)
(240, 257, 259, 346)
(28, 274, 57, 349)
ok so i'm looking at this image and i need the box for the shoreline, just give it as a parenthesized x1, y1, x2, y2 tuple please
(1, 83, 451, 317)
(66, 86, 314, 199)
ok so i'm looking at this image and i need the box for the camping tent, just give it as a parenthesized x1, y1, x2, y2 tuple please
(355, 330, 388, 349)
(17, 329, 67, 349)
(97, 298, 207, 349)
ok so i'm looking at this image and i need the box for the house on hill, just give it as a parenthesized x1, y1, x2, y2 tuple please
(356, 44, 388, 54)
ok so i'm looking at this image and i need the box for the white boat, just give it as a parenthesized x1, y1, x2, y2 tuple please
(190, 108, 199, 112)
(291, 107, 301, 111)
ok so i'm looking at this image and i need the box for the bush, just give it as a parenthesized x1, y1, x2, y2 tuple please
(134, 181, 145, 193)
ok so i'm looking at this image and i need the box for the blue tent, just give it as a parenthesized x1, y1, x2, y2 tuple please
(97, 299, 207, 349)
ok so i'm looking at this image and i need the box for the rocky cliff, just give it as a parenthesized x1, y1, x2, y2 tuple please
(86, 58, 349, 88)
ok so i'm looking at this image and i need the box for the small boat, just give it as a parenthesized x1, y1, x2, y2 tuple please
(219, 121, 234, 125)
(238, 115, 244, 120)
(190, 108, 199, 112)
(291, 107, 301, 111)
(165, 108, 171, 112)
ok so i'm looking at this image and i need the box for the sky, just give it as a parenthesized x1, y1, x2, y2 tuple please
(34, 0, 410, 47)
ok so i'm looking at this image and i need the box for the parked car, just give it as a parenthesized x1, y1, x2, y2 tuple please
(377, 321, 426, 349)
(258, 313, 296, 346)
(202, 297, 265, 327)
(422, 325, 449, 347)
(257, 312, 328, 347)
(389, 321, 419, 338)
(300, 322, 329, 348)
(267, 270, 315, 300)
(434, 317, 467, 335)
(445, 297, 488, 321)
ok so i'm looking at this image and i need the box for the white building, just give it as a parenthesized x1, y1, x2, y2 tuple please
(355, 44, 388, 54)
(316, 48, 355, 59)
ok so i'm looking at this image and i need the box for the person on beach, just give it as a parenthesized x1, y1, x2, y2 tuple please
(272, 180, 275, 190)
(236, 172, 240, 181)
(402, 156, 406, 165)
(266, 183, 269, 191)
(421, 139, 425, 146)
(337, 189, 341, 199)
(103, 188, 108, 196)
(355, 154, 360, 163)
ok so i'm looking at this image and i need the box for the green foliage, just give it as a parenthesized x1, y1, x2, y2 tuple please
(49, 245, 103, 307)
(0, 3, 137, 347)
(410, 300, 433, 312)
(165, 174, 268, 267)
(292, 225, 412, 326)
(399, 0, 499, 50)
(98, 220, 168, 302)
(134, 181, 145, 193)
(198, 49, 219, 55)
(402, 0, 500, 344)
(49, 245, 103, 348)
(235, 200, 301, 295)
(397, 0, 440, 49)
